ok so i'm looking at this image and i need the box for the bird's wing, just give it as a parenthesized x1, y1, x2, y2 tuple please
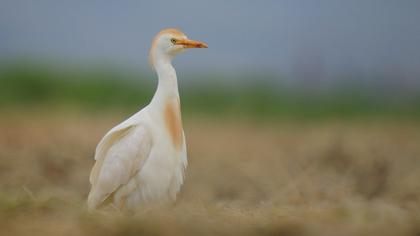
(88, 124, 152, 209)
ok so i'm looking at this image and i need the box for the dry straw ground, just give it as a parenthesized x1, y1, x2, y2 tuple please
(0, 112, 419, 236)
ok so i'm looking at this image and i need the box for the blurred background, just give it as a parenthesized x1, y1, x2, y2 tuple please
(1, 1, 420, 235)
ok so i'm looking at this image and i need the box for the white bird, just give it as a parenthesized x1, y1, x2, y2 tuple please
(87, 28, 207, 211)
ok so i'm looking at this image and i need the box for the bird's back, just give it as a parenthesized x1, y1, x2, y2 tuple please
(88, 106, 187, 210)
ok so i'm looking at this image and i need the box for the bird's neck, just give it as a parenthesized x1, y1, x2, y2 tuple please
(150, 57, 184, 148)
(151, 58, 180, 106)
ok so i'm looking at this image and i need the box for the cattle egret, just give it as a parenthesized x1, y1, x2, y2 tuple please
(87, 28, 207, 211)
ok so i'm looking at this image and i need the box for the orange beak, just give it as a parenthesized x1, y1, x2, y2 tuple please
(175, 39, 208, 48)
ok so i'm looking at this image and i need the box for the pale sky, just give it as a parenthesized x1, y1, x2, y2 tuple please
(1, 0, 419, 85)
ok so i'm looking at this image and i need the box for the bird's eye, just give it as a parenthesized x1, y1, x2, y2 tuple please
(170, 38, 177, 44)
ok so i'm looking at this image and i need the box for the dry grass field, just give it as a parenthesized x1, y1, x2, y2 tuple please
(0, 112, 419, 236)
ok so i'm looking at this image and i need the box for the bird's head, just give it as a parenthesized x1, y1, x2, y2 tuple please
(149, 28, 207, 68)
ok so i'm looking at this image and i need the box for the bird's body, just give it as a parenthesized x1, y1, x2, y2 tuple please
(87, 28, 207, 211)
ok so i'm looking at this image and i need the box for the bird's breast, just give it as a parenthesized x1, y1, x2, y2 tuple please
(163, 99, 183, 150)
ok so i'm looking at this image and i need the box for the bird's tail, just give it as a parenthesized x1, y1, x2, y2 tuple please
(87, 189, 102, 212)
(87, 187, 114, 212)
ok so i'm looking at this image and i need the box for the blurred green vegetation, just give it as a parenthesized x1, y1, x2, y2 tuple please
(1, 62, 419, 120)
